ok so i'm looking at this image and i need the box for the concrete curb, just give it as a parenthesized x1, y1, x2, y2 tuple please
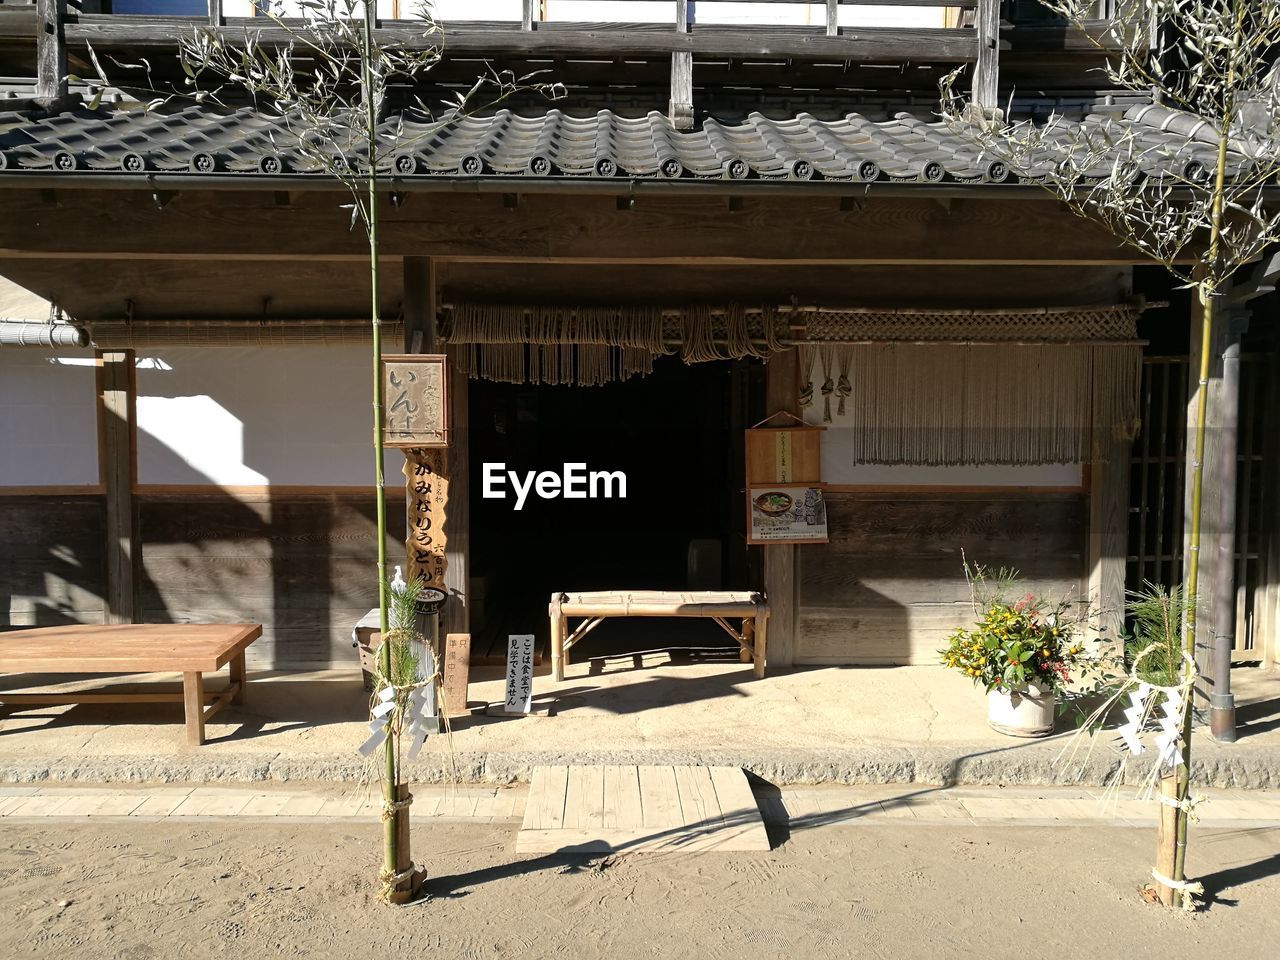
(3, 740, 1278, 789)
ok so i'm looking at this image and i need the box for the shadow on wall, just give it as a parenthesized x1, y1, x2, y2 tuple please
(131, 345, 400, 671)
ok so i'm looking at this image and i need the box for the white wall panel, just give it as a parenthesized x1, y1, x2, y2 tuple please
(0, 350, 99, 486)
(135, 344, 401, 486)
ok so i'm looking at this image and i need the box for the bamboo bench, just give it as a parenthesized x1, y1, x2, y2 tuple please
(548, 590, 769, 682)
(0, 623, 262, 746)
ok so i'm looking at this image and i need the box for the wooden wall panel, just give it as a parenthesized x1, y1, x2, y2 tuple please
(0, 496, 106, 627)
(138, 492, 404, 669)
(797, 492, 1087, 665)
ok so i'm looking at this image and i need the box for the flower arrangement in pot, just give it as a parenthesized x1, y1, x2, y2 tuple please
(940, 564, 1095, 738)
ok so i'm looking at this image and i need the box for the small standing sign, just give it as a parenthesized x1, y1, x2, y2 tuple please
(442, 632, 471, 719)
(503, 634, 535, 715)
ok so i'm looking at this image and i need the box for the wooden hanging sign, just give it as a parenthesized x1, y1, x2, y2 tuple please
(745, 410, 823, 486)
(383, 354, 449, 448)
(745, 411, 825, 545)
(404, 448, 449, 589)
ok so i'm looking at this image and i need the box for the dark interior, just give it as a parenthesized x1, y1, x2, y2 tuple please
(469, 355, 760, 661)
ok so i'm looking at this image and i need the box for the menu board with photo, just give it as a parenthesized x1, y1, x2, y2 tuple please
(747, 484, 828, 544)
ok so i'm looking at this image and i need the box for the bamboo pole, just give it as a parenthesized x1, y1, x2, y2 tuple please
(1160, 1, 1244, 907)
(362, 4, 404, 903)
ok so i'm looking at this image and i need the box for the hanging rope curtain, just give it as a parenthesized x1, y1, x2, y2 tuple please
(797, 304, 1145, 465)
(441, 299, 1143, 464)
(442, 302, 786, 387)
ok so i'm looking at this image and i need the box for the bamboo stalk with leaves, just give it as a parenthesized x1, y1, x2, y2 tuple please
(94, 0, 559, 902)
(941, 0, 1280, 909)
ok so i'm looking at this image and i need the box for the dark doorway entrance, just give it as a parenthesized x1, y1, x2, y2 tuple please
(469, 356, 758, 661)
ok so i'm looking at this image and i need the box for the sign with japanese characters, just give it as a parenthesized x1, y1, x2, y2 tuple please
(403, 448, 449, 589)
(382, 354, 449, 448)
(747, 484, 828, 544)
(504, 634, 535, 715)
(442, 632, 471, 719)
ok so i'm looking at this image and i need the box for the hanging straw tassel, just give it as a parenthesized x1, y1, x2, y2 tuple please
(819, 344, 835, 424)
(798, 343, 816, 410)
(835, 346, 852, 417)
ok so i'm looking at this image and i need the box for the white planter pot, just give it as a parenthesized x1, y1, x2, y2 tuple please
(987, 682, 1056, 738)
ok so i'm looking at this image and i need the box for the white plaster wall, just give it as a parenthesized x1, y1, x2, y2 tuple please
(0, 350, 100, 486)
(134, 344, 401, 486)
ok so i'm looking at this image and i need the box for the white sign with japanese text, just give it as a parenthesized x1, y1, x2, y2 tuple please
(504, 634, 535, 714)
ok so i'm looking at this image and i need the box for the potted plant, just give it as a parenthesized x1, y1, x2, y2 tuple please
(940, 565, 1095, 738)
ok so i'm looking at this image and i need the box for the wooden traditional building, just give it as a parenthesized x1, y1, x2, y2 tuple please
(0, 2, 1276, 737)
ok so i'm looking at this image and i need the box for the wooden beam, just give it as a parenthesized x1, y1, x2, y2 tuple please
(763, 349, 799, 668)
(669, 52, 694, 131)
(97, 348, 138, 625)
(36, 0, 67, 100)
(0, 191, 1144, 265)
(970, 0, 1000, 117)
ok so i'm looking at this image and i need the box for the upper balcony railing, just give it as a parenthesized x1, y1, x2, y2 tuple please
(8, 1, 1146, 125)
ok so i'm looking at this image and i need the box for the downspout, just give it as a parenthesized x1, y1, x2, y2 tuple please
(0, 320, 89, 347)
(1210, 308, 1247, 742)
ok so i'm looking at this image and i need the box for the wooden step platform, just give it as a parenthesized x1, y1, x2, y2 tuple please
(516, 764, 771, 854)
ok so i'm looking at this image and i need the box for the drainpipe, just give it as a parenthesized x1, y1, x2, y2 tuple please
(0, 319, 89, 347)
(1210, 309, 1247, 742)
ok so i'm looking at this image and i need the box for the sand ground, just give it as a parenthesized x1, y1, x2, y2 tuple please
(2, 818, 1278, 960)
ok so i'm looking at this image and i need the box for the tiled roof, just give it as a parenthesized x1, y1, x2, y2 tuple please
(0, 102, 1241, 185)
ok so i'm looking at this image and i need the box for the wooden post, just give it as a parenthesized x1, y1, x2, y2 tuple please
(549, 595, 566, 681)
(36, 0, 67, 100)
(1209, 313, 1245, 741)
(669, 0, 694, 131)
(1088, 438, 1130, 657)
(1263, 344, 1280, 669)
(229, 651, 247, 706)
(763, 350, 798, 668)
(207, 0, 224, 27)
(405, 257, 468, 642)
(971, 0, 1001, 118)
(182, 671, 205, 746)
(753, 611, 768, 679)
(825, 0, 838, 37)
(1183, 287, 1233, 713)
(97, 349, 138, 626)
(522, 0, 535, 30)
(1152, 770, 1180, 905)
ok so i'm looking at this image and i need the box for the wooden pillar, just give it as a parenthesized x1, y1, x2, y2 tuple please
(36, 0, 67, 100)
(1263, 342, 1280, 669)
(207, 0, 224, 26)
(404, 256, 468, 639)
(97, 349, 138, 625)
(669, 0, 694, 130)
(1182, 289, 1236, 712)
(1088, 439, 1130, 657)
(825, 0, 838, 36)
(763, 349, 798, 668)
(970, 0, 1001, 118)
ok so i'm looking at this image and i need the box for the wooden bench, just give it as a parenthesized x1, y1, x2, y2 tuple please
(0, 623, 262, 746)
(548, 591, 769, 682)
